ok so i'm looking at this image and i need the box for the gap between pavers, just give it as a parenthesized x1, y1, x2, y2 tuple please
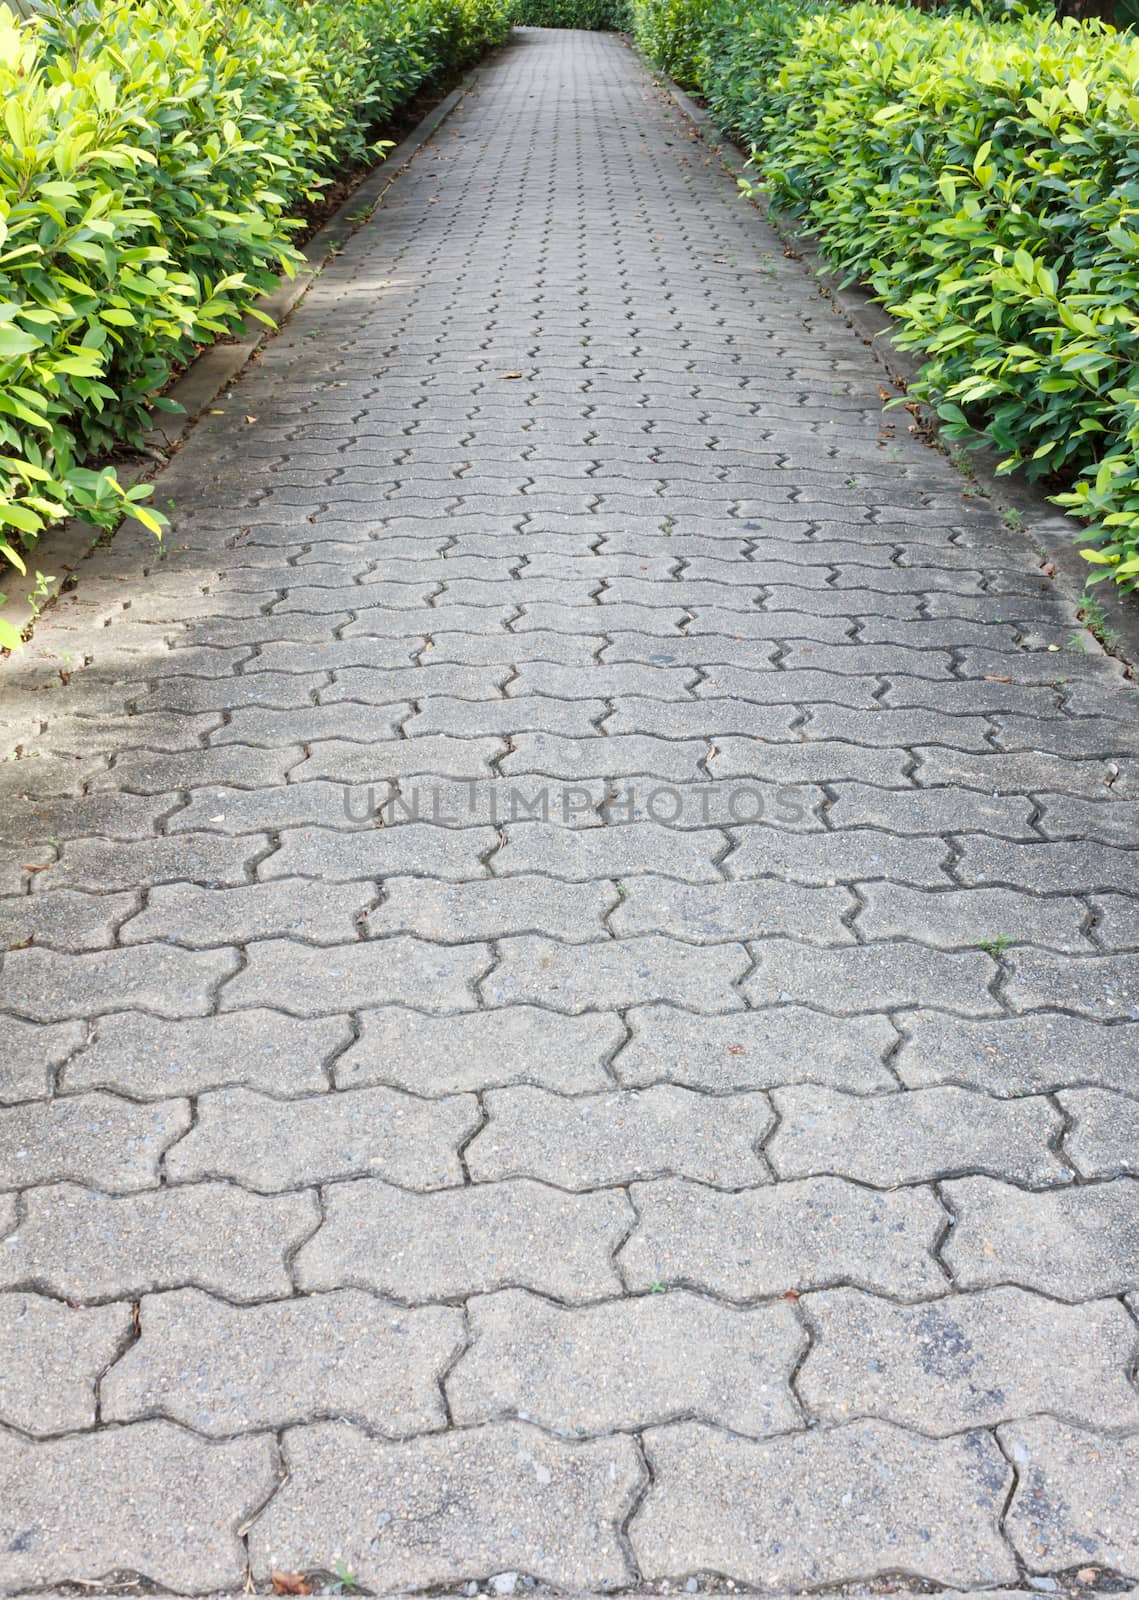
(0, 53, 497, 653)
(636, 47, 1139, 673)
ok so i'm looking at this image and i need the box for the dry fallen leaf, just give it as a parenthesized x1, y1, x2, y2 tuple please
(781, 1289, 801, 1302)
(244, 415, 257, 425)
(984, 675, 1012, 683)
(22, 862, 51, 873)
(271, 1571, 309, 1596)
(499, 371, 524, 380)
(1041, 562, 1055, 577)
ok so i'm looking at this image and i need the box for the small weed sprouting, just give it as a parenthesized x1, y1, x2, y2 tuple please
(978, 934, 1015, 957)
(1002, 508, 1025, 534)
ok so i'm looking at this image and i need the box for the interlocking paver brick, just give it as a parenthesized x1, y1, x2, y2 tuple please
(469, 1084, 773, 1188)
(502, 731, 708, 780)
(0, 1181, 318, 1301)
(103, 1287, 464, 1435)
(621, 1176, 947, 1299)
(828, 783, 1036, 838)
(631, 1420, 1015, 1590)
(260, 821, 496, 882)
(854, 882, 1091, 951)
(295, 1177, 631, 1301)
(249, 1421, 641, 1592)
(799, 1286, 1139, 1433)
(47, 833, 262, 892)
(405, 695, 605, 736)
(709, 736, 911, 787)
(120, 878, 372, 947)
(63, 1009, 348, 1097)
(367, 874, 614, 941)
(483, 933, 748, 1012)
(334, 1006, 622, 1093)
(610, 876, 851, 942)
(726, 826, 951, 887)
(493, 819, 725, 880)
(448, 1287, 803, 1435)
(0, 1293, 133, 1434)
(768, 1084, 1065, 1186)
(957, 834, 1139, 894)
(942, 1175, 1139, 1298)
(1004, 948, 1139, 1018)
(615, 1004, 896, 1091)
(166, 1083, 479, 1191)
(169, 779, 393, 834)
(0, 1421, 275, 1591)
(0, 944, 238, 1020)
(299, 733, 505, 782)
(220, 935, 488, 1014)
(1057, 1087, 1139, 1177)
(0, 887, 135, 953)
(895, 1010, 1139, 1094)
(744, 938, 997, 1014)
(1001, 1420, 1139, 1575)
(0, 1092, 190, 1192)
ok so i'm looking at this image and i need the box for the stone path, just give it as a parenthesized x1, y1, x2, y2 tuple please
(1, 24, 1138, 1598)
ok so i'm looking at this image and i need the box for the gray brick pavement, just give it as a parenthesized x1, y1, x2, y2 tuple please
(1, 23, 1137, 1596)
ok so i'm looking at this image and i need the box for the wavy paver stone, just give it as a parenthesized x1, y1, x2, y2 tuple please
(725, 828, 952, 888)
(0, 1017, 85, 1102)
(367, 874, 616, 941)
(0, 1182, 317, 1302)
(0, 1420, 276, 1591)
(493, 819, 725, 882)
(120, 879, 373, 947)
(768, 1084, 1066, 1186)
(333, 1006, 621, 1093)
(631, 1419, 1016, 1589)
(166, 1084, 479, 1191)
(103, 1287, 464, 1435)
(483, 934, 748, 1012)
(249, 1420, 642, 1592)
(220, 935, 489, 1014)
(799, 1286, 1139, 1434)
(0, 1293, 132, 1434)
(615, 1005, 897, 1091)
(745, 939, 998, 1015)
(942, 1176, 1139, 1298)
(1004, 948, 1139, 1019)
(448, 1287, 803, 1436)
(0, 1092, 190, 1192)
(49, 833, 261, 892)
(895, 1011, 1139, 1095)
(0, 887, 136, 953)
(62, 1010, 349, 1097)
(854, 883, 1093, 952)
(468, 1085, 773, 1188)
(1002, 1421, 1139, 1576)
(296, 1178, 632, 1302)
(621, 1177, 946, 1300)
(610, 877, 851, 943)
(1058, 1087, 1139, 1176)
(0, 944, 238, 1021)
(260, 821, 497, 882)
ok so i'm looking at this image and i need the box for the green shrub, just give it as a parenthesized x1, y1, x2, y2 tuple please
(634, 0, 1139, 588)
(0, 0, 509, 645)
(511, 0, 630, 27)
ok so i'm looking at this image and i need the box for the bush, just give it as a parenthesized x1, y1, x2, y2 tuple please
(511, 0, 630, 26)
(633, 0, 1139, 588)
(0, 0, 509, 644)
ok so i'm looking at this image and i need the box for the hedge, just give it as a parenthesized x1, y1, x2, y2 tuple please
(0, 0, 510, 646)
(633, 0, 1139, 589)
(511, 0, 630, 26)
